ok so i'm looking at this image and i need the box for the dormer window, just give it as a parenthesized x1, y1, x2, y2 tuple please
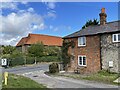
(112, 34, 120, 42)
(78, 37, 86, 46)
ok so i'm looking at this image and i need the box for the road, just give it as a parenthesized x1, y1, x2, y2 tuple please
(3, 64, 49, 74)
(2, 64, 119, 89)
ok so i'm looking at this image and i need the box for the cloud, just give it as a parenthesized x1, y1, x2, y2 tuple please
(47, 2, 56, 9)
(0, 10, 46, 46)
(43, 2, 57, 19)
(21, 1, 28, 4)
(49, 25, 72, 32)
(27, 7, 34, 12)
(0, 1, 29, 10)
(0, 2, 18, 10)
(43, 10, 56, 20)
(47, 11, 56, 19)
(44, 2, 56, 10)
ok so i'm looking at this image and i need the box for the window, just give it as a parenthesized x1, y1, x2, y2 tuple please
(113, 34, 120, 42)
(78, 55, 86, 66)
(78, 37, 86, 46)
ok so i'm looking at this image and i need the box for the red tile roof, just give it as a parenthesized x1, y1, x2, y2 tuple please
(16, 34, 63, 47)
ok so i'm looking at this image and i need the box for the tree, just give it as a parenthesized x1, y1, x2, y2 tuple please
(82, 19, 99, 29)
(11, 49, 22, 58)
(0, 45, 4, 55)
(1, 45, 16, 60)
(28, 42, 44, 64)
(3, 45, 16, 54)
(44, 46, 61, 56)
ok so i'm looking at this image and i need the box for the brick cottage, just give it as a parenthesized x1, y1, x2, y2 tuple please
(63, 8, 120, 74)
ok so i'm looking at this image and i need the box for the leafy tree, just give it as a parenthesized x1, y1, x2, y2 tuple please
(0, 45, 4, 55)
(28, 42, 44, 64)
(11, 49, 22, 58)
(44, 46, 61, 56)
(82, 19, 99, 29)
(3, 45, 16, 54)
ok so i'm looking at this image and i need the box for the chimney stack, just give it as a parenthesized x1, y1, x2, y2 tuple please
(99, 8, 107, 25)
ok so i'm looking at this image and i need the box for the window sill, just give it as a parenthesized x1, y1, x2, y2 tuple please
(78, 65, 87, 67)
(78, 45, 86, 48)
(113, 41, 120, 43)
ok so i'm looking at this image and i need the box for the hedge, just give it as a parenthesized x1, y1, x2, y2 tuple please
(9, 56, 24, 67)
(8, 56, 60, 67)
(26, 57, 35, 64)
(37, 56, 59, 62)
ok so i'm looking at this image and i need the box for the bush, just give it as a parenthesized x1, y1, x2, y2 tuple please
(49, 63, 59, 73)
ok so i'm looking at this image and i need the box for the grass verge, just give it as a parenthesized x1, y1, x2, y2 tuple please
(47, 70, 120, 85)
(2, 74, 47, 89)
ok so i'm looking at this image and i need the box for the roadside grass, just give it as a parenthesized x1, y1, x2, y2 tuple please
(47, 70, 119, 85)
(2, 74, 47, 89)
(82, 70, 119, 85)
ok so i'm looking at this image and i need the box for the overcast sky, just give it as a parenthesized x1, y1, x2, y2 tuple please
(0, 1, 119, 46)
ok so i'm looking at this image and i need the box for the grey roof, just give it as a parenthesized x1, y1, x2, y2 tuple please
(63, 20, 120, 39)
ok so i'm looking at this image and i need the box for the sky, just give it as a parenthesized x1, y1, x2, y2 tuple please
(0, 1, 119, 46)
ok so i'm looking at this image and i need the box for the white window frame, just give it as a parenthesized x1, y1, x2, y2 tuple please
(78, 37, 86, 46)
(112, 34, 120, 42)
(78, 55, 87, 66)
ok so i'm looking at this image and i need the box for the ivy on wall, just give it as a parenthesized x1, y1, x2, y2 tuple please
(61, 39, 75, 69)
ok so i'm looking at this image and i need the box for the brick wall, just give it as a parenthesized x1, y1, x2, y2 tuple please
(65, 35, 101, 74)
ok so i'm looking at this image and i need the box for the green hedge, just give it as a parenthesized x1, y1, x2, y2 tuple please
(37, 56, 59, 62)
(8, 56, 60, 67)
(9, 57, 24, 67)
(9, 57, 35, 67)
(26, 57, 35, 64)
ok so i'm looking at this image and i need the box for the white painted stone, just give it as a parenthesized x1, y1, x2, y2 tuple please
(113, 77, 120, 83)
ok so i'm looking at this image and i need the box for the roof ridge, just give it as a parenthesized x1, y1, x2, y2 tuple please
(28, 33, 62, 38)
(63, 20, 120, 39)
(106, 20, 120, 24)
(85, 20, 120, 28)
(16, 34, 63, 47)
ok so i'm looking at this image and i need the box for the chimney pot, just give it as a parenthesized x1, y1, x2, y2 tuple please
(99, 8, 107, 25)
(101, 8, 105, 13)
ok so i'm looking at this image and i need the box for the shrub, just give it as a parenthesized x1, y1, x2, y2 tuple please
(49, 63, 59, 73)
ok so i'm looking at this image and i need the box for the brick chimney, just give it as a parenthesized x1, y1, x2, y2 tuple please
(99, 8, 107, 25)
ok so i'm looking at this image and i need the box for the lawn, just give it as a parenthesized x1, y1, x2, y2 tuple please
(2, 74, 47, 89)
